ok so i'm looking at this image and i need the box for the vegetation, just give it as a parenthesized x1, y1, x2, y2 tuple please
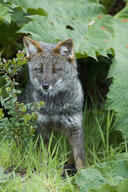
(0, 0, 128, 191)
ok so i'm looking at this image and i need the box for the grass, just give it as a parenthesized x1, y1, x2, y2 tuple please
(0, 135, 77, 192)
(0, 101, 126, 191)
(83, 99, 125, 165)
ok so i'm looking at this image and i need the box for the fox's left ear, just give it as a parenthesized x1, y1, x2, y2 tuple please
(23, 36, 43, 58)
(53, 39, 74, 60)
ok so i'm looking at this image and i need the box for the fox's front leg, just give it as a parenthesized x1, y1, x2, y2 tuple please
(36, 114, 51, 145)
(68, 126, 85, 170)
(64, 114, 85, 170)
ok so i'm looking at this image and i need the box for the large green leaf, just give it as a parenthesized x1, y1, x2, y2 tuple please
(106, 8, 128, 139)
(17, 0, 115, 59)
(4, 0, 52, 14)
(19, 15, 88, 53)
(20, 14, 114, 59)
(4, 0, 106, 17)
(75, 159, 128, 192)
(0, 3, 12, 23)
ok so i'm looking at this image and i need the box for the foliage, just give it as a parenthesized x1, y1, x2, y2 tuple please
(0, 167, 11, 185)
(18, 0, 111, 59)
(0, 138, 76, 192)
(0, 2, 30, 58)
(1, 0, 128, 140)
(106, 14, 128, 139)
(0, 0, 128, 191)
(0, 3, 12, 23)
(11, 0, 128, 140)
(75, 158, 128, 192)
(0, 53, 44, 146)
(83, 103, 119, 165)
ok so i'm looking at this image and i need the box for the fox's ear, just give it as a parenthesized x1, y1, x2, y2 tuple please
(53, 39, 74, 60)
(23, 36, 43, 57)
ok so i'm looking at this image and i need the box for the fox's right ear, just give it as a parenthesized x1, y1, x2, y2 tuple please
(23, 36, 43, 58)
(53, 39, 74, 61)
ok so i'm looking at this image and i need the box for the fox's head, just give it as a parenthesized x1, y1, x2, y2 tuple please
(23, 37, 77, 94)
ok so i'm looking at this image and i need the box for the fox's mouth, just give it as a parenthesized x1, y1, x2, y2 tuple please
(34, 77, 63, 94)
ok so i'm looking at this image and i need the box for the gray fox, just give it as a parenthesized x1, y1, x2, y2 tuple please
(23, 36, 85, 170)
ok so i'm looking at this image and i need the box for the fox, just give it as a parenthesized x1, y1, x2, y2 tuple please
(22, 36, 85, 170)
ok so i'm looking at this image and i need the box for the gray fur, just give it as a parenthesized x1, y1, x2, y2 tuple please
(22, 37, 85, 170)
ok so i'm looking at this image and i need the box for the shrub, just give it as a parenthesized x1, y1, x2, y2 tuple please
(0, 52, 43, 146)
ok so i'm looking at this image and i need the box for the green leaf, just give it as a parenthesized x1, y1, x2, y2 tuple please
(19, 15, 88, 53)
(0, 3, 12, 23)
(11, 8, 30, 26)
(3, 0, 55, 14)
(4, 0, 105, 16)
(18, 0, 114, 59)
(106, 14, 128, 139)
(75, 160, 128, 192)
(3, 0, 128, 140)
(75, 168, 107, 192)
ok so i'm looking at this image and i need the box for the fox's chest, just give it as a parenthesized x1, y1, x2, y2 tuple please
(33, 91, 71, 115)
(40, 101, 70, 115)
(37, 112, 82, 130)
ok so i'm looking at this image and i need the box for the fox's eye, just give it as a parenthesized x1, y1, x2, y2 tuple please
(35, 68, 42, 73)
(52, 68, 62, 73)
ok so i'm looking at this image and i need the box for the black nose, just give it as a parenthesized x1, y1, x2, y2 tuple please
(42, 82, 49, 90)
